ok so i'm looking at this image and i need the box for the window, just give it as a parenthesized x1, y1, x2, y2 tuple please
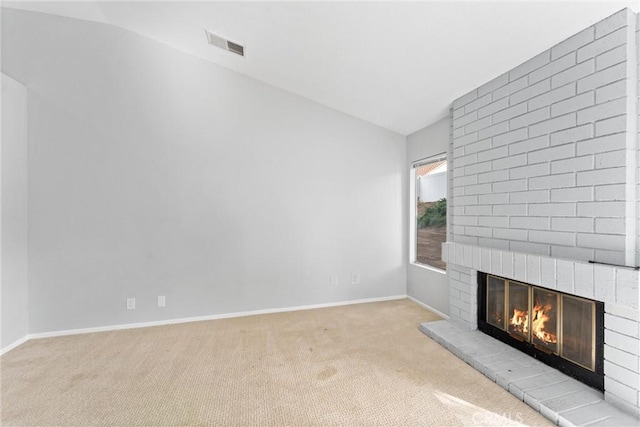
(411, 154, 447, 270)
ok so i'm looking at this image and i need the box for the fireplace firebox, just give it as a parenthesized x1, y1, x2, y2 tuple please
(477, 272, 604, 391)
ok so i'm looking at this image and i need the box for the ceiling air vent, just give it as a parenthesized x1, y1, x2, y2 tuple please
(205, 30, 245, 57)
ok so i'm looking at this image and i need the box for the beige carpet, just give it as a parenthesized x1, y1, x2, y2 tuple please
(1, 299, 552, 426)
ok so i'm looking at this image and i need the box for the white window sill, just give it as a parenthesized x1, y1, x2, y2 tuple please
(410, 262, 447, 275)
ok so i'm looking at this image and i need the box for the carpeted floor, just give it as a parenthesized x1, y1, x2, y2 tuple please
(1, 299, 552, 426)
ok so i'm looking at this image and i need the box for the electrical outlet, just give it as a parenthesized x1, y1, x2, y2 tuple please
(329, 275, 338, 287)
(126, 297, 136, 310)
(351, 273, 360, 285)
(157, 295, 166, 307)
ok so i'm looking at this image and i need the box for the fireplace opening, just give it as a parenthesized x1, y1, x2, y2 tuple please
(478, 272, 604, 391)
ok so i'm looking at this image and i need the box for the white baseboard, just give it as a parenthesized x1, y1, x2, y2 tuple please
(15, 295, 407, 344)
(0, 335, 30, 356)
(407, 296, 450, 319)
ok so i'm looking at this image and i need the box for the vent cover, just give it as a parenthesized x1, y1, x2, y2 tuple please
(205, 30, 245, 57)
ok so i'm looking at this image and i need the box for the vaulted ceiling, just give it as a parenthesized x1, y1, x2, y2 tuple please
(3, 1, 638, 135)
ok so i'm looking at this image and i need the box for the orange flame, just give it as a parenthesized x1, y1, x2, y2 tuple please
(509, 304, 557, 344)
(510, 308, 529, 334)
(531, 303, 557, 344)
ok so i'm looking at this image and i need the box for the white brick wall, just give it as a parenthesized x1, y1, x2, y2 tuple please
(450, 8, 639, 266)
(604, 305, 640, 416)
(445, 8, 640, 415)
(444, 241, 638, 309)
(442, 245, 477, 329)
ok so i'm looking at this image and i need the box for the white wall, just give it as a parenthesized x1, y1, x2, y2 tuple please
(1, 9, 406, 334)
(636, 12, 640, 267)
(406, 117, 449, 316)
(1, 73, 29, 349)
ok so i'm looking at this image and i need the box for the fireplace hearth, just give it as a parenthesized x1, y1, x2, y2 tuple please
(477, 272, 604, 391)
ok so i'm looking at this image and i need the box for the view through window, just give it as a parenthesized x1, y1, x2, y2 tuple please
(414, 157, 447, 270)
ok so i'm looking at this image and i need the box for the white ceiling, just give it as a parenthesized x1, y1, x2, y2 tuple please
(4, 1, 639, 135)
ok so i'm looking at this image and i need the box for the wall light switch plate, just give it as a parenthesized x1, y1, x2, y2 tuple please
(127, 297, 136, 310)
(157, 295, 166, 307)
(351, 273, 360, 285)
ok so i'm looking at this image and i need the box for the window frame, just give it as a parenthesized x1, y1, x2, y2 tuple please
(410, 153, 448, 273)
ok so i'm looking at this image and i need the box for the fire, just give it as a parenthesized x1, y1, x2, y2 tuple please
(509, 303, 557, 344)
(510, 308, 528, 334)
(531, 303, 557, 344)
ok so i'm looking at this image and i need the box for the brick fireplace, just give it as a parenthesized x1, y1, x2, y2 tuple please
(477, 272, 606, 391)
(439, 8, 639, 417)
